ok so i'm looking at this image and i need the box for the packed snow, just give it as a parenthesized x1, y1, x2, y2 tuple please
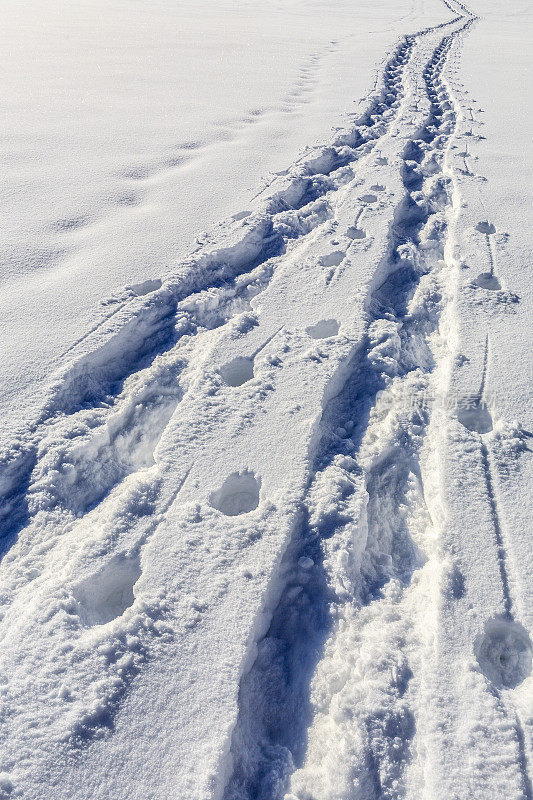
(0, 0, 532, 798)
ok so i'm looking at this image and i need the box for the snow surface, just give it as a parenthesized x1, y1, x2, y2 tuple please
(0, 0, 532, 798)
(0, 0, 445, 443)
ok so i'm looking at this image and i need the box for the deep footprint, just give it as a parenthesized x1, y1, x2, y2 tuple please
(476, 221, 496, 235)
(347, 226, 367, 240)
(457, 400, 493, 433)
(74, 555, 141, 627)
(320, 251, 345, 268)
(210, 472, 261, 516)
(305, 319, 340, 339)
(472, 273, 501, 291)
(220, 356, 254, 387)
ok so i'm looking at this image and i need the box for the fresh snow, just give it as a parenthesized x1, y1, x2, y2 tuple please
(0, 0, 532, 799)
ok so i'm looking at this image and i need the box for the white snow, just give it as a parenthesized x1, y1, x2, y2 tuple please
(0, 0, 532, 798)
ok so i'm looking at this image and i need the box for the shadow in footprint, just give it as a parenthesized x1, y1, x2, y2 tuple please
(320, 251, 345, 268)
(476, 221, 496, 235)
(210, 471, 261, 516)
(472, 273, 501, 291)
(306, 319, 340, 339)
(220, 356, 254, 387)
(128, 278, 163, 297)
(53, 215, 91, 233)
(74, 554, 141, 627)
(457, 400, 493, 434)
(347, 226, 366, 240)
(475, 617, 532, 689)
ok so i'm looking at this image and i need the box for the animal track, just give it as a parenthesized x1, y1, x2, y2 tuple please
(74, 554, 141, 627)
(210, 472, 261, 516)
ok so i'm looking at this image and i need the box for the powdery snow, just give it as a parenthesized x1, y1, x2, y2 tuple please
(0, 0, 532, 799)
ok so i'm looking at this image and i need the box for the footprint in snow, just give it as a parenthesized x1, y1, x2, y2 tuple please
(53, 215, 91, 232)
(319, 251, 345, 268)
(220, 356, 254, 387)
(475, 617, 532, 689)
(210, 472, 260, 516)
(128, 278, 163, 297)
(73, 555, 141, 627)
(232, 210, 251, 221)
(476, 221, 496, 235)
(347, 226, 366, 240)
(306, 319, 340, 339)
(472, 273, 501, 291)
(456, 399, 493, 434)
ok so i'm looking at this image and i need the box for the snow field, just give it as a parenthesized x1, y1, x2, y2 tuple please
(0, 0, 531, 798)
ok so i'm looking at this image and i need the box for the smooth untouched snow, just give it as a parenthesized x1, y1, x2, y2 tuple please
(0, 0, 532, 799)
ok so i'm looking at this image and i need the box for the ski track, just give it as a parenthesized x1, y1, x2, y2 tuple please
(0, 0, 532, 797)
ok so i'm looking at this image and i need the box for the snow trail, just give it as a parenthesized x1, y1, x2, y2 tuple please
(0, 0, 531, 798)
(222, 11, 478, 800)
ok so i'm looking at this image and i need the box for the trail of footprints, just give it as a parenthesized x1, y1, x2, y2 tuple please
(2, 19, 427, 556)
(2, 1, 532, 793)
(47, 43, 341, 236)
(224, 12, 533, 800)
(223, 14, 506, 800)
(4, 26, 417, 621)
(6, 45, 469, 759)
